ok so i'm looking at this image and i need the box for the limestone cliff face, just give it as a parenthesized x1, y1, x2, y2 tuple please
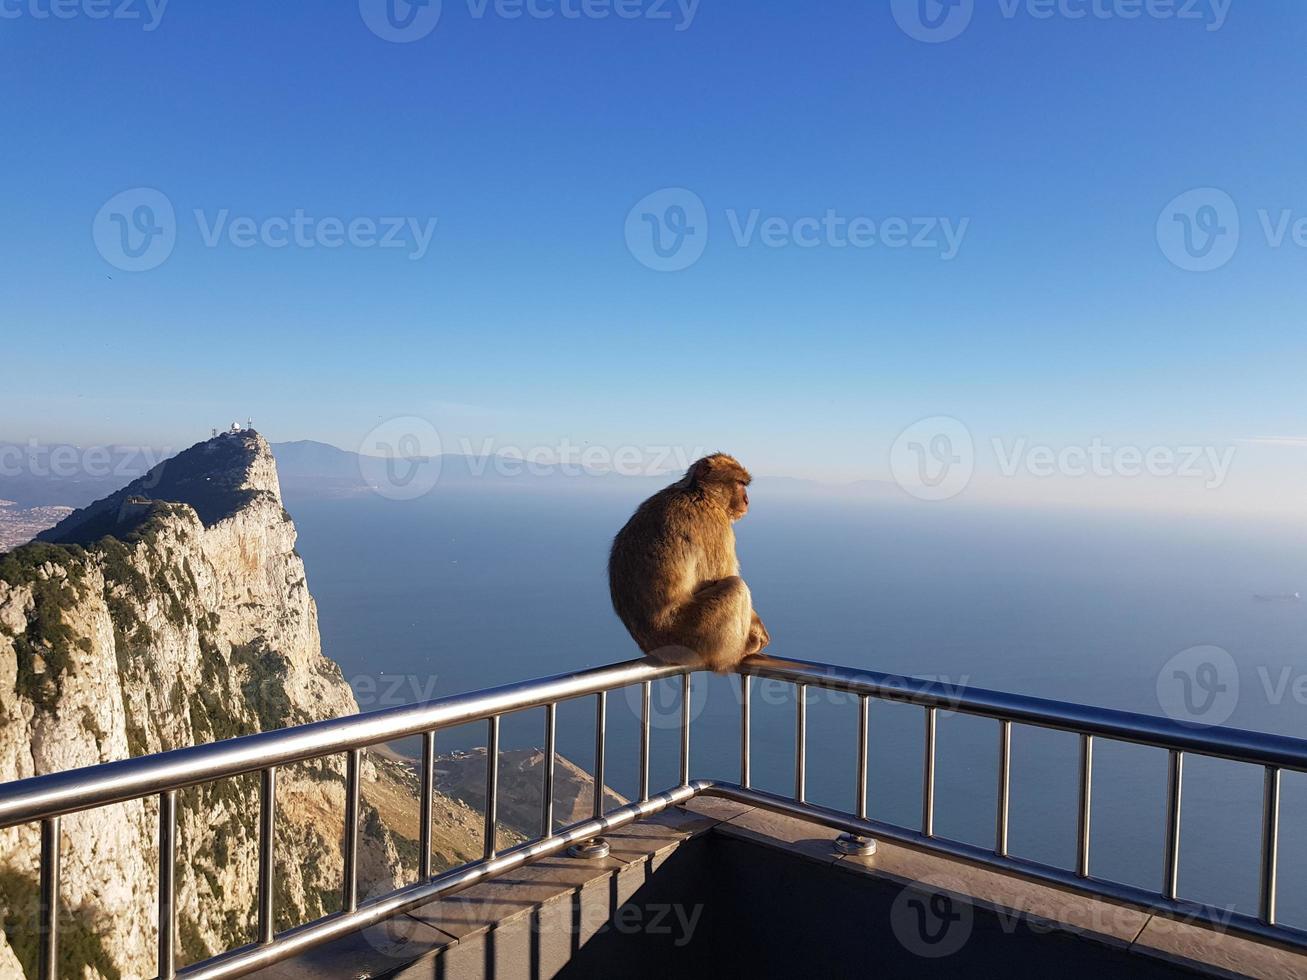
(0, 432, 496, 979)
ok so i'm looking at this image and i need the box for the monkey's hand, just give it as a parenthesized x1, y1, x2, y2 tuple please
(745, 610, 770, 657)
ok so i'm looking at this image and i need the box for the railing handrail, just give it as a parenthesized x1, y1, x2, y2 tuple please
(0, 657, 684, 829)
(8, 653, 1307, 829)
(743, 655, 1307, 772)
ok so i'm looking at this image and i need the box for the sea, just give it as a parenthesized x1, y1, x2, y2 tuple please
(283, 485, 1307, 926)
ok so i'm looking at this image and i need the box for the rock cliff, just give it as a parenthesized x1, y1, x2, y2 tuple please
(0, 432, 508, 978)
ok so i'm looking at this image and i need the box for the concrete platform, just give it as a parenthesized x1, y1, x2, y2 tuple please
(250, 797, 1306, 979)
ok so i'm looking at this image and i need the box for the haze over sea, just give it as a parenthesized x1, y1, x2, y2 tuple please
(282, 481, 1307, 927)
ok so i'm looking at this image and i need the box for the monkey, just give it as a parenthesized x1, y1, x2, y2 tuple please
(608, 453, 770, 673)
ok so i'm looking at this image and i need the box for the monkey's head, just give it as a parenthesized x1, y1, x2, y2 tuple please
(683, 453, 753, 520)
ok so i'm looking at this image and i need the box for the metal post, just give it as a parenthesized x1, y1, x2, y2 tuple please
(836, 693, 876, 856)
(855, 693, 869, 820)
(1077, 734, 1093, 879)
(542, 703, 556, 838)
(679, 673, 692, 786)
(1164, 750, 1183, 901)
(922, 706, 937, 838)
(419, 732, 434, 880)
(569, 691, 611, 859)
(38, 816, 60, 980)
(158, 790, 177, 979)
(639, 680, 652, 803)
(257, 766, 277, 944)
(484, 715, 500, 860)
(795, 683, 807, 802)
(740, 674, 752, 789)
(593, 691, 606, 819)
(343, 748, 361, 912)
(996, 719, 1011, 858)
(1260, 766, 1281, 925)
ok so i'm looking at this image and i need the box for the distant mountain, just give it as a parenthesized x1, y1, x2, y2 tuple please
(269, 438, 363, 479)
(270, 439, 671, 499)
(3, 437, 898, 511)
(268, 439, 901, 501)
(268, 439, 378, 497)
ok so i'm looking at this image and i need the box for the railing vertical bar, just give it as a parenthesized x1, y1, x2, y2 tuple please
(1261, 765, 1281, 926)
(257, 766, 277, 945)
(855, 693, 869, 820)
(740, 674, 752, 789)
(1164, 749, 1184, 901)
(541, 703, 557, 839)
(639, 680, 652, 803)
(158, 789, 177, 980)
(1077, 734, 1093, 879)
(679, 673, 692, 786)
(996, 719, 1012, 857)
(419, 731, 434, 880)
(593, 691, 607, 819)
(794, 682, 808, 802)
(38, 815, 60, 980)
(343, 748, 361, 912)
(484, 715, 501, 860)
(922, 706, 937, 838)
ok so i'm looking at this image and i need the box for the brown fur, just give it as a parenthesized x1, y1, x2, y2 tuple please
(608, 453, 770, 672)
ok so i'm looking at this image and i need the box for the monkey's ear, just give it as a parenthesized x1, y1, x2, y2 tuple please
(681, 456, 713, 487)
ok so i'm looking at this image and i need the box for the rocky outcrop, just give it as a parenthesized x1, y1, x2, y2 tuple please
(0, 432, 500, 979)
(434, 748, 628, 838)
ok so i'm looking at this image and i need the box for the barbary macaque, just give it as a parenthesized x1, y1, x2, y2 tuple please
(608, 453, 770, 672)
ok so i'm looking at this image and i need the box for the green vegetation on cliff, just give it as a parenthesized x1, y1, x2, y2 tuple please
(0, 544, 91, 710)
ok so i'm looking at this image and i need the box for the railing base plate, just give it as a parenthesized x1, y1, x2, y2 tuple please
(834, 833, 877, 857)
(567, 837, 611, 860)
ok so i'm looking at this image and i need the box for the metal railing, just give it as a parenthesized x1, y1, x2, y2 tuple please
(1, 653, 1305, 979)
(729, 657, 1306, 946)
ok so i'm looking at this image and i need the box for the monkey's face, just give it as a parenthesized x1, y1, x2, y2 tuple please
(728, 479, 750, 521)
(685, 453, 753, 520)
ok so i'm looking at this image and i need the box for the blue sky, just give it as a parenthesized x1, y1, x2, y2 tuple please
(2, 1, 1305, 511)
